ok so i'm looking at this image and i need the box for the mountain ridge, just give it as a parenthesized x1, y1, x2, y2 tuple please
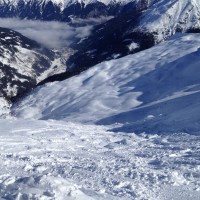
(0, 26, 66, 115)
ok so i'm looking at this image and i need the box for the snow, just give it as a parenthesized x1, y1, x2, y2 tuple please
(37, 48, 72, 83)
(0, 16, 200, 199)
(13, 33, 200, 134)
(139, 0, 200, 42)
(128, 42, 139, 51)
(0, 97, 10, 117)
(0, 119, 199, 199)
(0, 0, 134, 9)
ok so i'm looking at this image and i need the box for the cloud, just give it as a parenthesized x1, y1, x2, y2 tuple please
(70, 16, 114, 26)
(0, 18, 93, 49)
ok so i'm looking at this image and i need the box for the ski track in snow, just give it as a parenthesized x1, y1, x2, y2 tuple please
(0, 119, 199, 199)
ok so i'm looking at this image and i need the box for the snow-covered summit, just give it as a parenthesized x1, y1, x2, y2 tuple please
(0, 0, 128, 7)
(0, 0, 199, 38)
(0, 0, 126, 20)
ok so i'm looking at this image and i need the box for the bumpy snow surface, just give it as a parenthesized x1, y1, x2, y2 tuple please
(0, 119, 199, 199)
(2, 33, 200, 199)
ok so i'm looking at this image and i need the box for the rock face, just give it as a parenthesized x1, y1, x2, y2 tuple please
(0, 27, 65, 103)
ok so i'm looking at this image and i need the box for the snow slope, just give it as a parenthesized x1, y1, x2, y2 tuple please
(13, 33, 200, 133)
(0, 119, 199, 199)
(139, 0, 200, 41)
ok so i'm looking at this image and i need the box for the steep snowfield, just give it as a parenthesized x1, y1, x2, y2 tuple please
(0, 119, 199, 199)
(13, 33, 200, 133)
(1, 2, 200, 198)
(139, 0, 200, 41)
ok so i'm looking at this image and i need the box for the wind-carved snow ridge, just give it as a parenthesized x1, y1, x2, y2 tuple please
(0, 119, 199, 199)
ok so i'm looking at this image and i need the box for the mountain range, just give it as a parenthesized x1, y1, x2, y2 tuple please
(26, 0, 200, 82)
(0, 0, 166, 20)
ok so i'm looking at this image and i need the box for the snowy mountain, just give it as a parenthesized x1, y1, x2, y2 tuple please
(6, 33, 200, 199)
(0, 27, 66, 115)
(139, 0, 200, 41)
(0, 0, 161, 21)
(13, 33, 200, 134)
(0, 0, 199, 74)
(0, 0, 134, 21)
(0, 2, 200, 198)
(67, 0, 200, 71)
(0, 0, 199, 28)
